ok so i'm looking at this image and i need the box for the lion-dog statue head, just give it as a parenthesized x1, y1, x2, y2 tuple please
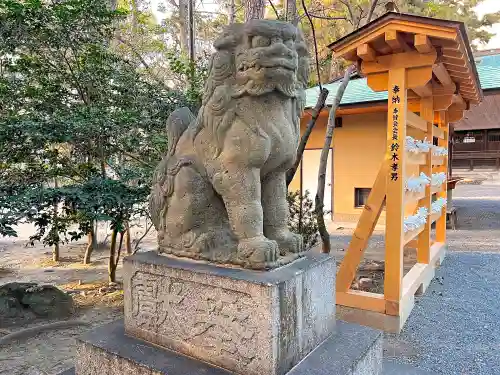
(195, 20, 310, 153)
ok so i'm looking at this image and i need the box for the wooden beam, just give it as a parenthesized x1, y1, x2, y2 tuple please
(385, 30, 411, 53)
(444, 64, 469, 74)
(414, 34, 435, 54)
(404, 225, 425, 245)
(412, 82, 433, 97)
(366, 66, 433, 92)
(449, 71, 470, 79)
(384, 67, 407, 315)
(371, 36, 393, 54)
(436, 111, 448, 243)
(357, 44, 376, 61)
(337, 290, 386, 313)
(433, 125, 445, 139)
(336, 162, 388, 292)
(431, 83, 456, 97)
(441, 48, 464, 59)
(441, 56, 467, 67)
(417, 96, 433, 264)
(452, 94, 467, 110)
(432, 62, 453, 86)
(407, 111, 427, 132)
(333, 23, 457, 59)
(433, 95, 453, 111)
(362, 50, 437, 74)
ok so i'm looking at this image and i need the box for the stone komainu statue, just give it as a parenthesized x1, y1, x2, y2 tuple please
(150, 20, 310, 269)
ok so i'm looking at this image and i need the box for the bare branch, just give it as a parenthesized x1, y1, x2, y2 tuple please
(133, 219, 155, 254)
(309, 14, 347, 21)
(267, 0, 280, 19)
(315, 65, 354, 253)
(300, 0, 322, 90)
(365, 0, 379, 24)
(286, 88, 329, 186)
(339, 0, 354, 26)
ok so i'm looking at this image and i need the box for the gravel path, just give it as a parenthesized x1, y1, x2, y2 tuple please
(385, 252, 500, 375)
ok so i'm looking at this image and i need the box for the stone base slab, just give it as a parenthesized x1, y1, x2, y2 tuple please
(123, 251, 336, 375)
(71, 320, 382, 375)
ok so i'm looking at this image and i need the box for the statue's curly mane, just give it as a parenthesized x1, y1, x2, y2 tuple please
(193, 24, 309, 155)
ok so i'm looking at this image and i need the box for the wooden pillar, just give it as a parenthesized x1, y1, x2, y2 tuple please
(417, 96, 433, 264)
(436, 111, 448, 243)
(384, 67, 407, 315)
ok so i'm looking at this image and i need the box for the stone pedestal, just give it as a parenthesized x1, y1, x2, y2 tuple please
(71, 319, 382, 375)
(122, 251, 336, 375)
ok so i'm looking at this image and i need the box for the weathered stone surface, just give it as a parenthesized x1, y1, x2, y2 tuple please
(72, 320, 382, 375)
(123, 251, 336, 375)
(148, 20, 310, 270)
(288, 321, 383, 375)
(0, 282, 73, 325)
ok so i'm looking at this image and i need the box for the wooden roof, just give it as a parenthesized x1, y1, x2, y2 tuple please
(453, 93, 500, 130)
(328, 12, 483, 106)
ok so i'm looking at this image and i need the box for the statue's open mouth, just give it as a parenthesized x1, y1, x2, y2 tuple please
(237, 58, 296, 73)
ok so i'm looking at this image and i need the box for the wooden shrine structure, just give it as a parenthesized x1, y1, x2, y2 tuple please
(329, 13, 483, 332)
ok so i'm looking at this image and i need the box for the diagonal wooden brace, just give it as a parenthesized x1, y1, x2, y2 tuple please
(336, 161, 389, 292)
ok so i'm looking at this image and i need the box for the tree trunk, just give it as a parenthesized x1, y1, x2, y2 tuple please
(108, 229, 118, 283)
(315, 67, 353, 253)
(178, 0, 190, 55)
(286, 0, 298, 25)
(83, 229, 94, 265)
(52, 178, 60, 262)
(188, 0, 195, 61)
(52, 243, 60, 262)
(92, 221, 98, 249)
(228, 0, 236, 24)
(244, 0, 265, 21)
(125, 222, 132, 255)
(286, 88, 329, 187)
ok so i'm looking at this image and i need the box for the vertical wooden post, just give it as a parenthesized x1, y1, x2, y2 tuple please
(417, 96, 433, 264)
(436, 111, 448, 243)
(384, 67, 407, 315)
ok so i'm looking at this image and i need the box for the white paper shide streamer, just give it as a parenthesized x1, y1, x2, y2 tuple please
(405, 136, 432, 154)
(431, 172, 447, 187)
(403, 207, 429, 233)
(406, 172, 431, 193)
(431, 197, 447, 214)
(432, 145, 448, 156)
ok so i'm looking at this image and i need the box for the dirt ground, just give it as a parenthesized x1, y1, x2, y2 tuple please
(0, 220, 157, 375)
(0, 172, 499, 374)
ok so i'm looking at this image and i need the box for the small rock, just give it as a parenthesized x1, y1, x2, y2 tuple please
(99, 287, 108, 294)
(358, 277, 374, 290)
(80, 291, 86, 297)
(108, 282, 118, 288)
(0, 282, 73, 324)
(360, 261, 385, 272)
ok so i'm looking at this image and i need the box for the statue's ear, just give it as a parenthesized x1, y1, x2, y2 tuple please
(214, 23, 244, 51)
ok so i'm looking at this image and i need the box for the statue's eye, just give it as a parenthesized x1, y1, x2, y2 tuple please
(252, 36, 271, 48)
(284, 39, 294, 48)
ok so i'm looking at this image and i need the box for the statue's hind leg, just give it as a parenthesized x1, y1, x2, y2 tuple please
(159, 166, 236, 259)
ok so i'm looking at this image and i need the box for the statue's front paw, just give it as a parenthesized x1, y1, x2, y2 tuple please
(237, 236, 278, 269)
(269, 230, 303, 255)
